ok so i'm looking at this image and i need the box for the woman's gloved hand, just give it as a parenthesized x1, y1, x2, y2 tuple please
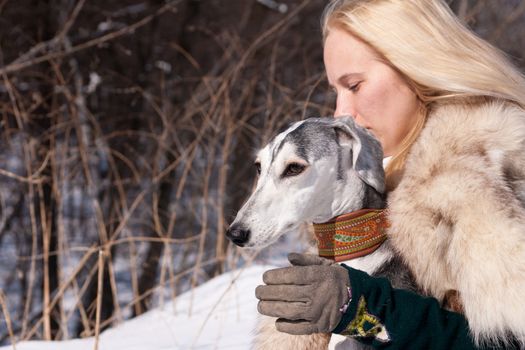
(255, 252, 351, 335)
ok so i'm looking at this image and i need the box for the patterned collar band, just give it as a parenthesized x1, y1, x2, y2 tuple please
(313, 209, 390, 263)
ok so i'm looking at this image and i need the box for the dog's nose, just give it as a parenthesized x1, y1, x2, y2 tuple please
(226, 224, 250, 247)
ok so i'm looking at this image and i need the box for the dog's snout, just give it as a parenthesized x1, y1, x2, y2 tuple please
(226, 224, 250, 247)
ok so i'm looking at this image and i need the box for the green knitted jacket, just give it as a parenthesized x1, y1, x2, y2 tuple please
(333, 265, 512, 350)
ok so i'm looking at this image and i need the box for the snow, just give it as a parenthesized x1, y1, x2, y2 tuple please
(0, 265, 276, 350)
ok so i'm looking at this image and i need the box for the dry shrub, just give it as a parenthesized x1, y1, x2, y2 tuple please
(0, 0, 522, 343)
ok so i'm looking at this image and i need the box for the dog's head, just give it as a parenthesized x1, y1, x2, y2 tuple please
(226, 116, 384, 248)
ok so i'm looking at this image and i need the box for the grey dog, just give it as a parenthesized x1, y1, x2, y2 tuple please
(226, 117, 416, 349)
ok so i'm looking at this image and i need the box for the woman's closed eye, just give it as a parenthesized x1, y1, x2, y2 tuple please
(347, 81, 361, 92)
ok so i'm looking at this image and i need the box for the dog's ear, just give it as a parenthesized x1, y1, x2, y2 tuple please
(332, 116, 385, 194)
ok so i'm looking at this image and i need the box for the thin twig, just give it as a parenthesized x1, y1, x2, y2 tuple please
(0, 289, 17, 350)
(94, 250, 105, 350)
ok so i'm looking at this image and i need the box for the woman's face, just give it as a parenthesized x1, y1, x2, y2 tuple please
(324, 27, 421, 157)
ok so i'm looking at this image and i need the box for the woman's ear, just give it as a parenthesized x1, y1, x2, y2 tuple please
(333, 116, 385, 194)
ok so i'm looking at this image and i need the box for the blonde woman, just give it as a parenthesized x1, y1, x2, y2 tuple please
(256, 0, 525, 348)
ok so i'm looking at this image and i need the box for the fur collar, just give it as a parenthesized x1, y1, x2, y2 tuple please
(387, 100, 525, 346)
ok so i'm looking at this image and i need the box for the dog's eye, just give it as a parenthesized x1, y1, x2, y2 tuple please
(282, 163, 306, 178)
(254, 162, 261, 175)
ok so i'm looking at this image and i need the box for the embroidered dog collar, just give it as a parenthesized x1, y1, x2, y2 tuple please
(313, 209, 390, 262)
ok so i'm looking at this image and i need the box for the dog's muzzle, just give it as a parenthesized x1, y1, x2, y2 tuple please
(225, 224, 251, 247)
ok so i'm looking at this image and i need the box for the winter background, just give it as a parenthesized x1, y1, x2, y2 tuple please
(0, 0, 524, 349)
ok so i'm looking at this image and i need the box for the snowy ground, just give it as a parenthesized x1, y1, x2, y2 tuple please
(0, 265, 275, 350)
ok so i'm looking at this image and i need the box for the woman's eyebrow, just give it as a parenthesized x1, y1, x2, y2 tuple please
(337, 72, 363, 85)
(327, 72, 363, 89)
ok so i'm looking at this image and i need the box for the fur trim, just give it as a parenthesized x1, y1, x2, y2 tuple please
(388, 101, 525, 346)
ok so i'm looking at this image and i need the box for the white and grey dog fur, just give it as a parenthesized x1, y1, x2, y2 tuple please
(226, 117, 416, 350)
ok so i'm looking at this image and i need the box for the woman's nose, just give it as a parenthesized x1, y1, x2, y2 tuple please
(334, 95, 356, 118)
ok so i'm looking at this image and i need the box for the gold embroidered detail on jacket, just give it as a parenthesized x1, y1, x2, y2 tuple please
(340, 296, 391, 342)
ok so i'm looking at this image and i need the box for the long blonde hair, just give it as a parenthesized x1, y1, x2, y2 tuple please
(321, 0, 525, 189)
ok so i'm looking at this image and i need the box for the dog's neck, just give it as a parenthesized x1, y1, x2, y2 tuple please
(328, 180, 386, 220)
(361, 185, 386, 210)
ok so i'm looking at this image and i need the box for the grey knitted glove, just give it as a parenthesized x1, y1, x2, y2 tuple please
(255, 252, 351, 335)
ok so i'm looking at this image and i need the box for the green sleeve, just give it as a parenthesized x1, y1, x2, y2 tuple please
(332, 265, 496, 350)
